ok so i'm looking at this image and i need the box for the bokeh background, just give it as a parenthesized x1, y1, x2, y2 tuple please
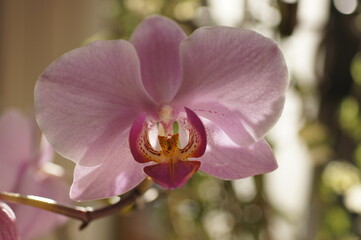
(1, 0, 361, 239)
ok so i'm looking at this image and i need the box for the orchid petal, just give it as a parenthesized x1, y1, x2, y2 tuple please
(176, 27, 288, 142)
(190, 102, 255, 146)
(0, 110, 33, 191)
(0, 202, 17, 240)
(70, 129, 146, 201)
(35, 40, 155, 165)
(144, 161, 200, 189)
(131, 15, 186, 103)
(199, 118, 277, 179)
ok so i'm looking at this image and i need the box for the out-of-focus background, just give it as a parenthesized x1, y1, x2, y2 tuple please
(1, 0, 361, 239)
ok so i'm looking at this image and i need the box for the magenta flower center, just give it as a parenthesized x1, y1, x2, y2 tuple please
(130, 107, 207, 189)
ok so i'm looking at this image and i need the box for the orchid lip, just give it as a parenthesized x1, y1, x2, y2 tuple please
(129, 107, 206, 188)
(144, 161, 201, 189)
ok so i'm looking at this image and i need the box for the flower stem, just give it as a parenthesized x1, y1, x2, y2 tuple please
(0, 179, 152, 229)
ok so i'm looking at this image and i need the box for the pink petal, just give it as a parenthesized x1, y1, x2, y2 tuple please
(0, 110, 33, 191)
(0, 203, 17, 240)
(175, 27, 288, 142)
(70, 129, 146, 201)
(35, 40, 155, 165)
(199, 118, 277, 179)
(131, 15, 186, 103)
(144, 161, 200, 189)
(190, 102, 255, 146)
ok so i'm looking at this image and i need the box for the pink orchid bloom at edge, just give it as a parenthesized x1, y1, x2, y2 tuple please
(0, 202, 17, 240)
(0, 110, 70, 240)
(35, 15, 288, 201)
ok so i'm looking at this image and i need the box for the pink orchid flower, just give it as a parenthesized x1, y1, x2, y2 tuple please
(0, 110, 69, 240)
(35, 15, 288, 201)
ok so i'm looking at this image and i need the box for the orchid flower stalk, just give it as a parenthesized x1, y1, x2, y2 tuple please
(0, 178, 150, 231)
(34, 15, 288, 201)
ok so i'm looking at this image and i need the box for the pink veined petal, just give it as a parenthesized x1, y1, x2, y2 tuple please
(70, 129, 146, 201)
(131, 15, 186, 103)
(175, 27, 288, 142)
(144, 161, 200, 189)
(190, 102, 255, 146)
(199, 118, 277, 179)
(0, 202, 17, 240)
(35, 40, 155, 166)
(12, 169, 70, 240)
(0, 110, 33, 191)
